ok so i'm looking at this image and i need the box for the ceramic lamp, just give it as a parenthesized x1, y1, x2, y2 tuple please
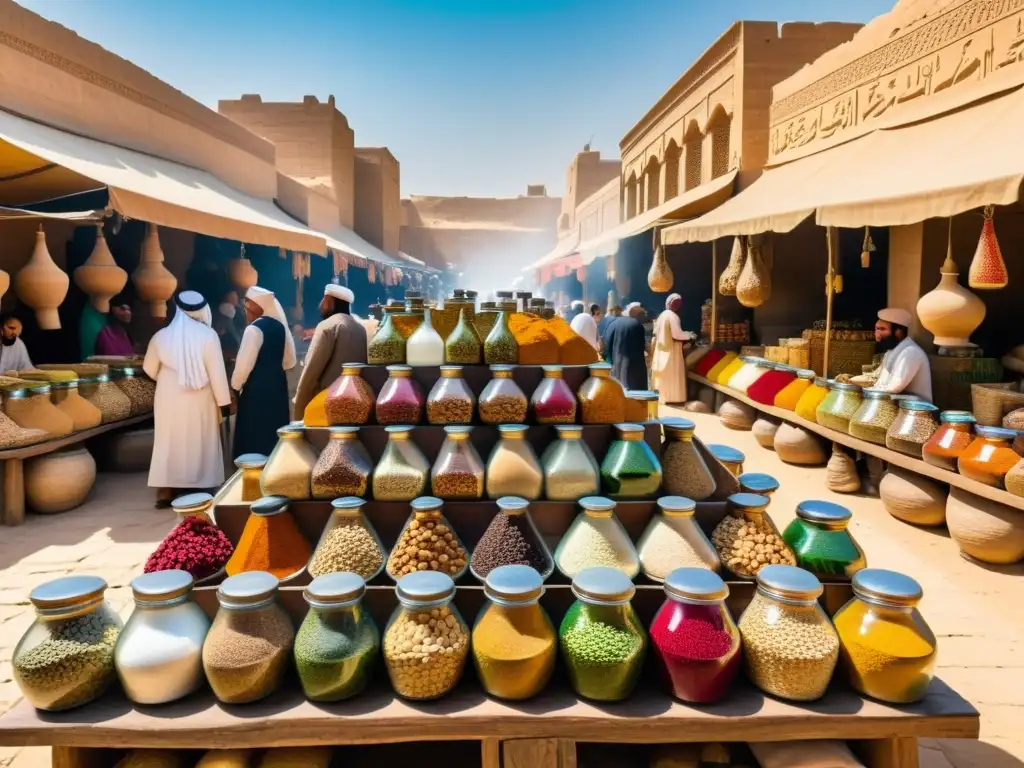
(15, 225, 69, 330)
(73, 224, 127, 313)
(132, 223, 177, 318)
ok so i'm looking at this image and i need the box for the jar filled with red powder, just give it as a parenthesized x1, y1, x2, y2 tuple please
(224, 495, 312, 581)
(143, 493, 235, 583)
(376, 365, 425, 425)
(746, 364, 798, 406)
(530, 365, 577, 424)
(649, 568, 741, 703)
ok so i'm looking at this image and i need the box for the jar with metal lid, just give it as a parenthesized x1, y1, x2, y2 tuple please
(324, 363, 376, 425)
(113, 367, 155, 416)
(431, 425, 485, 499)
(13, 575, 122, 711)
(484, 310, 519, 364)
(922, 411, 976, 472)
(202, 571, 295, 704)
(471, 496, 553, 580)
(311, 427, 373, 499)
(294, 572, 380, 702)
(885, 400, 940, 457)
(958, 425, 1021, 488)
(540, 424, 600, 500)
(577, 363, 627, 424)
(78, 374, 132, 423)
(115, 570, 210, 705)
(444, 306, 482, 364)
(144, 493, 234, 582)
(794, 377, 829, 421)
(260, 426, 317, 499)
(706, 443, 744, 477)
(486, 424, 543, 499)
(375, 364, 425, 425)
(848, 389, 898, 444)
(726, 356, 766, 394)
(833, 569, 937, 704)
(386, 496, 469, 579)
(554, 496, 639, 579)
(624, 389, 659, 422)
(559, 567, 646, 702)
(50, 380, 102, 430)
(235, 453, 267, 502)
(4, 384, 74, 438)
(308, 498, 386, 580)
(406, 309, 445, 366)
(737, 565, 839, 701)
(710, 493, 796, 579)
(637, 496, 720, 581)
(601, 423, 662, 498)
(384, 571, 469, 700)
(816, 382, 863, 432)
(774, 369, 815, 410)
(661, 417, 716, 500)
(426, 365, 475, 425)
(367, 313, 406, 365)
(649, 568, 740, 703)
(738, 473, 779, 497)
(472, 565, 557, 700)
(781, 500, 866, 580)
(372, 426, 429, 501)
(530, 365, 577, 424)
(479, 365, 528, 424)
(225, 496, 312, 581)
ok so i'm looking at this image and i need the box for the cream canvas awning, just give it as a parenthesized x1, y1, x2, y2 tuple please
(0, 109, 326, 254)
(528, 230, 580, 270)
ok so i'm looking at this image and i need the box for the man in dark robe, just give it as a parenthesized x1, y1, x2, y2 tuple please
(601, 303, 649, 391)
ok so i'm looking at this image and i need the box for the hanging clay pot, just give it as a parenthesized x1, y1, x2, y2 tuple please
(132, 223, 177, 319)
(968, 206, 1008, 290)
(227, 256, 258, 292)
(736, 239, 770, 308)
(916, 219, 986, 347)
(648, 229, 673, 292)
(73, 224, 127, 313)
(15, 225, 69, 330)
(0, 268, 9, 302)
(718, 236, 744, 296)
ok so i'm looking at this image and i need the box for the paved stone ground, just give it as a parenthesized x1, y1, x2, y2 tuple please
(0, 410, 1021, 766)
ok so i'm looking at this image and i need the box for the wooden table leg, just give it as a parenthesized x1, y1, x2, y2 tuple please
(3, 457, 25, 526)
(856, 736, 920, 768)
(504, 738, 561, 768)
(481, 739, 501, 768)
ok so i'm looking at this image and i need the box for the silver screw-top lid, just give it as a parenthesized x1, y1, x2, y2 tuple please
(728, 493, 770, 511)
(304, 572, 366, 608)
(171, 492, 214, 513)
(756, 564, 823, 602)
(234, 453, 268, 470)
(496, 496, 529, 515)
(484, 564, 543, 605)
(217, 571, 279, 608)
(796, 500, 853, 524)
(571, 566, 635, 605)
(852, 568, 923, 607)
(664, 567, 729, 603)
(130, 569, 194, 604)
(396, 571, 455, 607)
(30, 575, 107, 614)
(657, 496, 697, 516)
(579, 496, 616, 516)
(411, 496, 444, 513)
(251, 495, 290, 517)
(738, 473, 780, 494)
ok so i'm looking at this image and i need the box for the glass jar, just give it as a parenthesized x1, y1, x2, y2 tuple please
(540, 425, 600, 500)
(431, 425, 485, 499)
(774, 369, 814, 410)
(833, 569, 937, 704)
(13, 575, 122, 711)
(958, 425, 1021, 488)
(715, 356, 746, 387)
(426, 366, 475, 425)
(600, 423, 663, 498)
(661, 417, 716, 500)
(484, 310, 519, 364)
(367, 313, 406, 365)
(848, 389, 898, 444)
(738, 473, 780, 497)
(781, 500, 866, 581)
(406, 310, 445, 366)
(386, 496, 469, 579)
(384, 571, 469, 700)
(922, 411, 977, 472)
(51, 380, 102, 430)
(706, 443, 744, 477)
(554, 496, 639, 579)
(624, 390, 659, 422)
(311, 427, 373, 499)
(886, 400, 940, 458)
(479, 365, 528, 424)
(261, 426, 318, 499)
(486, 424, 543, 500)
(375, 365, 425, 425)
(706, 352, 739, 385)
(726, 356, 766, 394)
(4, 385, 74, 437)
(295, 572, 380, 702)
(235, 454, 267, 502)
(372, 426, 430, 501)
(710, 493, 796, 579)
(559, 567, 646, 702)
(530, 365, 577, 424)
(113, 367, 155, 416)
(649, 568, 741, 703)
(202, 571, 295, 704)
(78, 374, 132, 423)
(637, 496, 721, 581)
(472, 565, 557, 700)
(471, 496, 554, 580)
(816, 382, 863, 432)
(115, 570, 210, 705)
(225, 496, 312, 581)
(577, 363, 627, 424)
(324, 363, 376, 425)
(738, 565, 839, 701)
(309, 498, 386, 580)
(794, 377, 829, 421)
(144, 493, 235, 582)
(747, 365, 797, 406)
(445, 306, 482, 364)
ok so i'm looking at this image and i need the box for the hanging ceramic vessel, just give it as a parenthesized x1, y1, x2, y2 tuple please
(861, 227, 876, 269)
(16, 225, 69, 330)
(736, 239, 770, 308)
(227, 250, 258, 292)
(132, 223, 177, 318)
(917, 219, 986, 348)
(0, 266, 10, 303)
(73, 224, 127, 313)
(968, 206, 1008, 290)
(648, 229, 673, 292)
(719, 236, 745, 296)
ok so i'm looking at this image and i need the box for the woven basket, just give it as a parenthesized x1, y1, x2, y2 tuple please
(809, 338, 876, 377)
(971, 382, 1024, 426)
(788, 348, 810, 369)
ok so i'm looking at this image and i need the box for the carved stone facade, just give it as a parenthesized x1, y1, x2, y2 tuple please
(557, 150, 620, 237)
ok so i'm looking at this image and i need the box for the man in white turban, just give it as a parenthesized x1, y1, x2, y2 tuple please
(293, 283, 368, 420)
(650, 293, 695, 404)
(870, 307, 932, 401)
(143, 291, 232, 507)
(231, 286, 297, 456)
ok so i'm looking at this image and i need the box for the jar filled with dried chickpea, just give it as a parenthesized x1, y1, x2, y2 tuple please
(478, 365, 528, 425)
(577, 363, 627, 424)
(710, 493, 796, 579)
(431, 426, 485, 500)
(386, 496, 469, 580)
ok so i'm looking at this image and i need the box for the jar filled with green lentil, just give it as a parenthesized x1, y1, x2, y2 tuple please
(600, 423, 662, 498)
(815, 382, 863, 433)
(445, 306, 482, 364)
(367, 313, 406, 365)
(781, 500, 866, 581)
(294, 572, 379, 702)
(559, 567, 646, 702)
(540, 425, 600, 500)
(484, 311, 519, 365)
(848, 389, 898, 444)
(13, 575, 122, 711)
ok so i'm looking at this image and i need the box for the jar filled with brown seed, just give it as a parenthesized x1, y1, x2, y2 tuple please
(311, 427, 373, 499)
(661, 417, 716, 501)
(113, 368, 155, 416)
(479, 365, 528, 424)
(431, 425, 485, 499)
(886, 400, 940, 458)
(386, 496, 469, 580)
(426, 366, 476, 425)
(373, 426, 430, 501)
(324, 363, 376, 425)
(308, 497, 386, 580)
(78, 375, 132, 423)
(577, 363, 627, 424)
(710, 493, 796, 579)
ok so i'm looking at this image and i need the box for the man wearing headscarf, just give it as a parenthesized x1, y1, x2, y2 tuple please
(651, 293, 694, 404)
(601, 303, 649, 391)
(231, 286, 297, 457)
(570, 303, 601, 351)
(143, 291, 232, 508)
(869, 307, 932, 401)
(292, 283, 368, 419)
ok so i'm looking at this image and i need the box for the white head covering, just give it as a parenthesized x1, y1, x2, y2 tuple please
(168, 291, 213, 391)
(246, 285, 297, 370)
(325, 284, 354, 303)
(878, 308, 913, 328)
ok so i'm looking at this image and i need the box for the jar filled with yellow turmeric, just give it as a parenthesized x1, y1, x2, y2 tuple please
(472, 564, 557, 700)
(234, 454, 267, 502)
(773, 369, 815, 411)
(833, 569, 937, 704)
(577, 363, 627, 424)
(794, 377, 830, 421)
(705, 352, 737, 384)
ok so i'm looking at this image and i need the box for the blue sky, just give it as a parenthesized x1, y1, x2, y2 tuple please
(21, 0, 894, 198)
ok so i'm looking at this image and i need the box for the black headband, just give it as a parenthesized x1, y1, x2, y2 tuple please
(175, 293, 207, 312)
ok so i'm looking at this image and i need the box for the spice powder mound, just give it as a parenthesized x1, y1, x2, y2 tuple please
(471, 514, 547, 577)
(225, 513, 311, 579)
(384, 605, 469, 699)
(144, 516, 235, 580)
(386, 516, 468, 578)
(308, 520, 384, 579)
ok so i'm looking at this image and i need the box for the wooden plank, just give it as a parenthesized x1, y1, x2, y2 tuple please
(558, 739, 577, 768)
(504, 738, 559, 768)
(3, 457, 24, 527)
(688, 374, 1024, 512)
(481, 738, 501, 768)
(855, 737, 920, 768)
(0, 415, 151, 462)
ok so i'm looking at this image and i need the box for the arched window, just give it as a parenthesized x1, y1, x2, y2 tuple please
(625, 172, 638, 219)
(646, 157, 661, 210)
(684, 123, 702, 192)
(709, 109, 733, 179)
(663, 140, 681, 201)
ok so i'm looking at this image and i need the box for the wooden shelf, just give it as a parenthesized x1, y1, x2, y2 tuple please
(689, 374, 1024, 512)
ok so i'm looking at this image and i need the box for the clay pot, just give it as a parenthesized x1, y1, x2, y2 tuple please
(25, 447, 96, 514)
(946, 486, 1024, 564)
(752, 417, 780, 449)
(718, 399, 755, 431)
(73, 225, 128, 313)
(95, 427, 154, 473)
(825, 443, 861, 494)
(227, 257, 259, 292)
(1005, 458, 1024, 498)
(0, 269, 9, 301)
(15, 226, 69, 330)
(682, 400, 711, 414)
(879, 469, 947, 526)
(916, 253, 986, 348)
(774, 423, 827, 465)
(132, 223, 178, 318)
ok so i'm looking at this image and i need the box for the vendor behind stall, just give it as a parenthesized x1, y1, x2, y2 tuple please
(869, 308, 932, 402)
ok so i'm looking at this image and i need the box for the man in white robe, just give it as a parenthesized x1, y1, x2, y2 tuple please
(651, 293, 695, 404)
(570, 303, 602, 351)
(870, 307, 933, 402)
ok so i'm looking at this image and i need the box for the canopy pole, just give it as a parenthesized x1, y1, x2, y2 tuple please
(710, 240, 718, 346)
(824, 227, 837, 379)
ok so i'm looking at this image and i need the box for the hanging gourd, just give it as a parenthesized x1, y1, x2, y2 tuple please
(860, 227, 876, 269)
(227, 245, 258, 292)
(968, 206, 1009, 290)
(15, 225, 69, 330)
(718, 236, 745, 296)
(73, 224, 127, 313)
(647, 228, 673, 292)
(736, 238, 770, 308)
(132, 223, 177, 318)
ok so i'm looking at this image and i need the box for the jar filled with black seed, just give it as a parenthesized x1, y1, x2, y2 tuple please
(470, 496, 553, 581)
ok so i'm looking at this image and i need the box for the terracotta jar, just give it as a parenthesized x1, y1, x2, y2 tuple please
(73, 225, 127, 313)
(24, 447, 97, 514)
(916, 249, 986, 347)
(946, 487, 1024, 564)
(15, 226, 69, 330)
(132, 223, 178, 318)
(957, 426, 1021, 489)
(922, 411, 976, 472)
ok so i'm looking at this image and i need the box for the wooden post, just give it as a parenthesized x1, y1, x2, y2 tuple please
(504, 738, 561, 768)
(710, 240, 718, 346)
(854, 736, 920, 768)
(824, 226, 837, 379)
(3, 457, 24, 526)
